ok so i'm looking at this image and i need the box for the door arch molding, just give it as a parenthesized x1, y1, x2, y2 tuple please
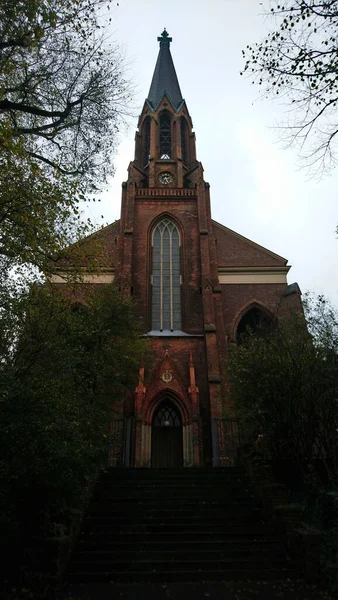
(137, 390, 195, 467)
(144, 388, 190, 426)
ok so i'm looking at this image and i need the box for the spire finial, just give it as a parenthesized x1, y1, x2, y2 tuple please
(158, 28, 172, 47)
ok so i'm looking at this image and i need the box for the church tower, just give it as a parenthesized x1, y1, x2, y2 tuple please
(53, 30, 302, 468)
(115, 29, 227, 468)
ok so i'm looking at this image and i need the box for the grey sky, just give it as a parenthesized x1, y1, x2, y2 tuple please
(88, 0, 338, 308)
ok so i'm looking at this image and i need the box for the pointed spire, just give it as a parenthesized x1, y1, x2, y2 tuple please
(147, 29, 183, 110)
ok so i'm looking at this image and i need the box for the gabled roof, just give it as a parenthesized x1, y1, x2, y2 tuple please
(212, 220, 288, 267)
(147, 29, 183, 110)
(56, 221, 120, 268)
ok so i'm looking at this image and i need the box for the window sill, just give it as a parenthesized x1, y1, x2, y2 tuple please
(144, 330, 204, 338)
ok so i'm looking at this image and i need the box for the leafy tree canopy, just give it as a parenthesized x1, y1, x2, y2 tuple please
(0, 0, 130, 274)
(242, 1, 338, 176)
(0, 283, 145, 539)
(227, 295, 338, 479)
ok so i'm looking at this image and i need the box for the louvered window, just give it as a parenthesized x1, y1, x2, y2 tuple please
(159, 113, 171, 159)
(151, 219, 181, 331)
(181, 117, 188, 163)
(142, 117, 151, 167)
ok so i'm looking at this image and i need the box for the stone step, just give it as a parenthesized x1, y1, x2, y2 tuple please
(69, 555, 293, 570)
(79, 528, 278, 543)
(92, 492, 254, 502)
(68, 561, 298, 583)
(72, 547, 285, 562)
(77, 538, 282, 551)
(92, 494, 255, 502)
(87, 504, 261, 516)
(66, 468, 293, 586)
(103, 472, 248, 476)
(80, 529, 267, 542)
(82, 519, 264, 533)
(97, 479, 250, 487)
(87, 502, 261, 520)
(94, 486, 252, 495)
(100, 467, 246, 476)
(68, 568, 298, 583)
(90, 507, 257, 516)
(96, 476, 251, 484)
(85, 513, 262, 523)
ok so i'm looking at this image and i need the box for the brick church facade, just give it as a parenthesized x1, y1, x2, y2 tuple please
(53, 30, 302, 468)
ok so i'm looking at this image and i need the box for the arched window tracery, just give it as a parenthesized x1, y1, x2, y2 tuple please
(153, 402, 181, 428)
(151, 218, 181, 331)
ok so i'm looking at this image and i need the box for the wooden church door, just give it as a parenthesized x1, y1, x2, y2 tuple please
(151, 401, 183, 468)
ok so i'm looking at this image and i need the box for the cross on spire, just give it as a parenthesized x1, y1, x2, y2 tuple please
(157, 28, 172, 46)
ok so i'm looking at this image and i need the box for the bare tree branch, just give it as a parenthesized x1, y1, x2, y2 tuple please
(242, 0, 338, 175)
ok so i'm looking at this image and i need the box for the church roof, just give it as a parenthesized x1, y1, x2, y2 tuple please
(147, 29, 183, 110)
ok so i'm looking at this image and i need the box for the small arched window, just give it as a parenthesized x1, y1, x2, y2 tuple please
(159, 112, 172, 159)
(151, 218, 181, 331)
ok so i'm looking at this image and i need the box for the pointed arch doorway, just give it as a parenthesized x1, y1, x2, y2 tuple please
(151, 399, 183, 467)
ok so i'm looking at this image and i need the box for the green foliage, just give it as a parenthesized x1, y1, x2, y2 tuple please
(0, 283, 145, 537)
(0, 0, 131, 274)
(229, 295, 338, 592)
(0, 151, 92, 276)
(0, 1, 136, 591)
(227, 295, 338, 479)
(241, 1, 338, 175)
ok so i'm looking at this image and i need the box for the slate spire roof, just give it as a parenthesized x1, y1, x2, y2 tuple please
(147, 29, 183, 110)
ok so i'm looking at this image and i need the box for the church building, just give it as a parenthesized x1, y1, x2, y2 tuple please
(53, 30, 302, 469)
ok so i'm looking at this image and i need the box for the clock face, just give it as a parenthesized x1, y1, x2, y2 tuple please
(159, 171, 174, 185)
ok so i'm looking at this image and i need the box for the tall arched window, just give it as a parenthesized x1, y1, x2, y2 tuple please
(159, 112, 172, 159)
(151, 219, 181, 331)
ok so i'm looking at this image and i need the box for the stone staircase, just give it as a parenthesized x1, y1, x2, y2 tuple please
(66, 467, 297, 584)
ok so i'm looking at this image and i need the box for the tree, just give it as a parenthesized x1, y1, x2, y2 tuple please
(0, 0, 130, 274)
(241, 1, 338, 176)
(0, 283, 145, 551)
(227, 295, 338, 480)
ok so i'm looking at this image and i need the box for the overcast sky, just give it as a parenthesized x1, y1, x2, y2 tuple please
(88, 0, 338, 308)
